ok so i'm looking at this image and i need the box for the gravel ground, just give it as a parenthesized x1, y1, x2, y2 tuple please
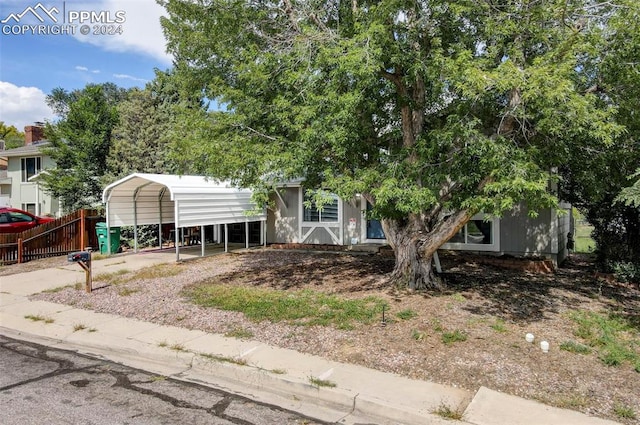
(18, 249, 640, 424)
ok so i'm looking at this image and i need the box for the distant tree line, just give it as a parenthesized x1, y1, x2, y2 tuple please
(41, 70, 202, 213)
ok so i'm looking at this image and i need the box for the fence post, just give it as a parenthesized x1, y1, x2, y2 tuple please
(80, 209, 87, 250)
(17, 238, 23, 263)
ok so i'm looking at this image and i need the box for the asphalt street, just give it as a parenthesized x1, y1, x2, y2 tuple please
(0, 334, 329, 425)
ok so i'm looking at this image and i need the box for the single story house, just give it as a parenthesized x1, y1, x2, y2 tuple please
(266, 182, 573, 266)
(102, 173, 572, 266)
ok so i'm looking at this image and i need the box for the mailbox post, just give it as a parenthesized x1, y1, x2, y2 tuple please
(68, 251, 92, 293)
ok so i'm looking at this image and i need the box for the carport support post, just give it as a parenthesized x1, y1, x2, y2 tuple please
(106, 203, 112, 255)
(175, 225, 180, 262)
(133, 212, 138, 253)
(224, 223, 228, 252)
(158, 188, 166, 249)
(245, 221, 249, 249)
(201, 225, 205, 257)
(133, 194, 139, 253)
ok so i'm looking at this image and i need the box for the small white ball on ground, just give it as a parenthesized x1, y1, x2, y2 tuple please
(540, 341, 550, 353)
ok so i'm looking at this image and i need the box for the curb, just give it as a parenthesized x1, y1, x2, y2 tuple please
(0, 324, 473, 425)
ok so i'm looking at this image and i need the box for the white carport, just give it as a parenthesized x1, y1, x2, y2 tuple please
(102, 173, 266, 261)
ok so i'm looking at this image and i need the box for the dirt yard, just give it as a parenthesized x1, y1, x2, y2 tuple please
(13, 249, 640, 424)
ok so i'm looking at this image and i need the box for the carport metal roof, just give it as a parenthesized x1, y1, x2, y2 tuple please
(102, 173, 266, 259)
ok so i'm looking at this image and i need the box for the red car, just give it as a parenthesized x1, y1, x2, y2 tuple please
(0, 207, 56, 234)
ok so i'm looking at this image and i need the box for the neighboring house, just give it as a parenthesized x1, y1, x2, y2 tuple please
(267, 182, 573, 266)
(0, 125, 60, 217)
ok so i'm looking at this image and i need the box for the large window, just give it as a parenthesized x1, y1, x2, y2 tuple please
(303, 191, 339, 223)
(21, 157, 41, 182)
(443, 214, 499, 251)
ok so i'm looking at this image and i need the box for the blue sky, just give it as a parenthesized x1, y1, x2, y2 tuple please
(0, 0, 172, 131)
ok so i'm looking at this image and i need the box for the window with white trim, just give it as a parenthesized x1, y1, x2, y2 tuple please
(303, 191, 339, 223)
(21, 157, 41, 182)
(442, 214, 499, 252)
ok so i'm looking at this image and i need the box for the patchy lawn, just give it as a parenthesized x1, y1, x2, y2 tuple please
(29, 249, 640, 424)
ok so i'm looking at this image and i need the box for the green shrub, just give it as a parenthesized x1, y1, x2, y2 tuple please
(119, 225, 160, 248)
(611, 261, 640, 283)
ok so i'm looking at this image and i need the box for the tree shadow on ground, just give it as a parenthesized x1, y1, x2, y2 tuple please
(214, 251, 394, 292)
(206, 250, 639, 328)
(438, 253, 640, 327)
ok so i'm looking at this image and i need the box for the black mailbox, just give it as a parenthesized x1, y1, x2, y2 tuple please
(68, 251, 91, 262)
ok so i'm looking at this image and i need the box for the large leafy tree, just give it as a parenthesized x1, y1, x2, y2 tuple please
(42, 83, 127, 212)
(160, 0, 625, 289)
(106, 70, 204, 181)
(0, 122, 25, 149)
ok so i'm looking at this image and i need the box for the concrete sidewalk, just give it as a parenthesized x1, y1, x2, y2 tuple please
(0, 251, 621, 425)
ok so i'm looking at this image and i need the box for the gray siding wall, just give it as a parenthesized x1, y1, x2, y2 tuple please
(268, 187, 300, 243)
(342, 197, 363, 244)
(267, 188, 571, 262)
(500, 205, 554, 257)
(268, 187, 364, 245)
(500, 203, 571, 264)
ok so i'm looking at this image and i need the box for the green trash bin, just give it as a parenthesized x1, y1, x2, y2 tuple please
(96, 222, 121, 254)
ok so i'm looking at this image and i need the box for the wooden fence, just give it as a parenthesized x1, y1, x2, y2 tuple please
(0, 209, 103, 265)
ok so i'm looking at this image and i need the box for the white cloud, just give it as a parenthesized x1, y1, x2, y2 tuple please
(0, 81, 56, 130)
(113, 73, 148, 83)
(76, 65, 101, 74)
(73, 0, 172, 65)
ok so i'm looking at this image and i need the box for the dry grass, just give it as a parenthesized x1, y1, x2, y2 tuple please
(28, 250, 640, 424)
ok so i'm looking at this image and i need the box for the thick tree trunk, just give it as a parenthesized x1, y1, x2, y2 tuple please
(391, 233, 441, 290)
(382, 211, 471, 290)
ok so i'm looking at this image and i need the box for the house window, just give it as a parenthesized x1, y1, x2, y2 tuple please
(442, 214, 499, 252)
(449, 220, 493, 244)
(303, 191, 339, 223)
(22, 203, 37, 215)
(21, 157, 41, 182)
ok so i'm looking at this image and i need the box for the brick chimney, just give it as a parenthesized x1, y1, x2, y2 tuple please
(24, 123, 45, 145)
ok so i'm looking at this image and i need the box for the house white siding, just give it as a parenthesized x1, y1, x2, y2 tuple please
(5, 153, 59, 216)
